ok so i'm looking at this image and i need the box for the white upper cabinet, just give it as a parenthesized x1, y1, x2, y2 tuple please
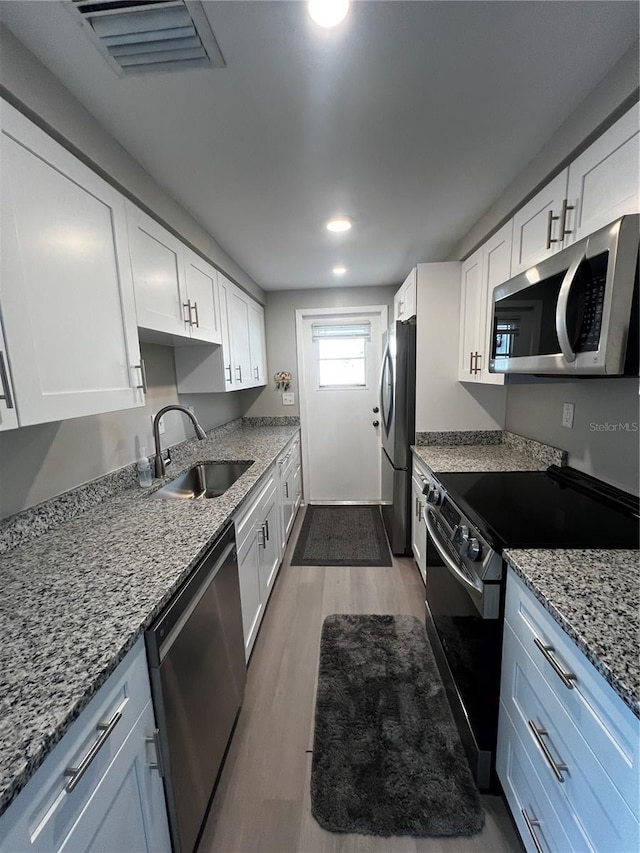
(248, 302, 267, 385)
(0, 100, 144, 427)
(458, 222, 511, 385)
(511, 170, 569, 275)
(127, 205, 221, 345)
(511, 105, 639, 276)
(394, 267, 417, 322)
(174, 273, 267, 393)
(565, 104, 640, 243)
(183, 249, 222, 344)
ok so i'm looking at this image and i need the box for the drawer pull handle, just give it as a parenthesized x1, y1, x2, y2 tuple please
(521, 809, 544, 853)
(534, 637, 576, 689)
(145, 729, 165, 777)
(528, 720, 568, 782)
(64, 710, 123, 793)
(0, 351, 14, 409)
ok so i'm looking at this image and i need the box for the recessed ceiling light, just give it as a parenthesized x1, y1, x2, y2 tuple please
(333, 266, 347, 276)
(308, 0, 349, 28)
(326, 217, 352, 233)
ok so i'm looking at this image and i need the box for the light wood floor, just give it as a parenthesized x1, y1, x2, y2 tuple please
(198, 508, 524, 853)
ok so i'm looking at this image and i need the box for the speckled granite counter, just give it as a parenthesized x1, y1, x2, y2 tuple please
(504, 548, 640, 718)
(412, 431, 566, 473)
(0, 422, 298, 817)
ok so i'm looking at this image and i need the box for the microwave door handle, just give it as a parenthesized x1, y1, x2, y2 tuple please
(423, 507, 484, 595)
(556, 249, 584, 364)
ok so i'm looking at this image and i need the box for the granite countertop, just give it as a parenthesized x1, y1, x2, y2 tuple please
(412, 444, 549, 472)
(505, 548, 640, 718)
(0, 422, 298, 817)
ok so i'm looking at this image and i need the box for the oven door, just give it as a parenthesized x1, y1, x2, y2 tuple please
(423, 511, 504, 790)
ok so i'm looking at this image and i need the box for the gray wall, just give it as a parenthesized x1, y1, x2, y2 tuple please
(506, 377, 639, 494)
(246, 285, 397, 418)
(0, 345, 250, 519)
(0, 24, 264, 303)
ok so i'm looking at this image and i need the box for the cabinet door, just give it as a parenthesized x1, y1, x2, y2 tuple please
(410, 474, 426, 583)
(510, 170, 568, 275)
(228, 289, 252, 387)
(394, 268, 417, 322)
(217, 273, 235, 389)
(0, 102, 144, 425)
(237, 532, 263, 661)
(458, 248, 483, 382)
(58, 701, 170, 853)
(128, 205, 189, 338)
(183, 249, 222, 344)
(0, 318, 18, 431)
(566, 104, 640, 244)
(479, 221, 511, 385)
(258, 489, 281, 606)
(248, 302, 267, 386)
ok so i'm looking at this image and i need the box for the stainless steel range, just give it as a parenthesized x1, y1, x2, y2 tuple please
(421, 465, 639, 791)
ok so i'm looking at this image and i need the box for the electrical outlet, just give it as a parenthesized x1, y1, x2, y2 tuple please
(562, 402, 575, 429)
(282, 392, 295, 406)
(150, 414, 166, 435)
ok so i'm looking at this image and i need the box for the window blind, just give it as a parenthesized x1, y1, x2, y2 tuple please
(311, 322, 371, 342)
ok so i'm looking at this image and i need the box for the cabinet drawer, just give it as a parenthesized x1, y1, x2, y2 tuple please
(235, 467, 276, 555)
(501, 621, 639, 852)
(497, 702, 583, 853)
(505, 570, 639, 815)
(0, 639, 151, 852)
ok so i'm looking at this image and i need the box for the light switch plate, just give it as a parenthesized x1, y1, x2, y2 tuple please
(282, 392, 295, 406)
(562, 402, 575, 429)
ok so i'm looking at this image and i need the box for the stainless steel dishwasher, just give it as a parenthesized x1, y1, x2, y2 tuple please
(146, 523, 246, 853)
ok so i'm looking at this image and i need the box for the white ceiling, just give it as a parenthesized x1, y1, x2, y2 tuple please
(0, 1, 638, 290)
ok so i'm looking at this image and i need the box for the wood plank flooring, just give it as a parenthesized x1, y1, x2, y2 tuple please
(198, 508, 523, 853)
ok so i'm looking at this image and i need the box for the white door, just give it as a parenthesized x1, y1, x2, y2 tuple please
(297, 307, 386, 503)
(510, 170, 569, 274)
(248, 302, 266, 386)
(183, 249, 221, 344)
(228, 290, 252, 387)
(458, 248, 483, 382)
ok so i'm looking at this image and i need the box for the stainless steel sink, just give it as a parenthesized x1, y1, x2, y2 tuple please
(150, 462, 252, 500)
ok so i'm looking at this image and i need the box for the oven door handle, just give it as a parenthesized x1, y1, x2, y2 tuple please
(423, 507, 484, 595)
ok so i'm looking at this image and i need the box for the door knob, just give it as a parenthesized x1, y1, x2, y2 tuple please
(372, 420, 380, 427)
(372, 406, 379, 413)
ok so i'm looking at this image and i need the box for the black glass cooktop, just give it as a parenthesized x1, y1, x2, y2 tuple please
(436, 466, 639, 550)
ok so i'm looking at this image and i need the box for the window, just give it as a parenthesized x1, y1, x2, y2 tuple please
(312, 322, 370, 389)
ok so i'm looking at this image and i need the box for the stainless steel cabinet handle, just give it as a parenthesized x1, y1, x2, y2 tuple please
(284, 482, 289, 498)
(258, 525, 266, 548)
(254, 366, 259, 380)
(134, 360, 147, 394)
(190, 301, 200, 328)
(546, 209, 560, 248)
(527, 720, 568, 782)
(559, 198, 574, 239)
(225, 364, 233, 383)
(521, 809, 544, 853)
(236, 365, 242, 382)
(183, 299, 193, 326)
(64, 710, 122, 792)
(145, 729, 165, 777)
(474, 352, 482, 374)
(534, 638, 576, 689)
(0, 352, 14, 409)
(469, 351, 474, 374)
(264, 518, 270, 541)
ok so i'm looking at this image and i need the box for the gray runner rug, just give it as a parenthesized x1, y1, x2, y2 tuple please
(291, 505, 392, 566)
(310, 614, 485, 837)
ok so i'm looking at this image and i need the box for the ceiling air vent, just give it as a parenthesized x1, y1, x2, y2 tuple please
(66, 0, 225, 76)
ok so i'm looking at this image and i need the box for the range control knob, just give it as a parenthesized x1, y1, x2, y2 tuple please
(425, 484, 442, 506)
(466, 537, 482, 561)
(453, 524, 469, 544)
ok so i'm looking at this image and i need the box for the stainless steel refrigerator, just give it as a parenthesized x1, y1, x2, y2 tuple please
(380, 319, 416, 554)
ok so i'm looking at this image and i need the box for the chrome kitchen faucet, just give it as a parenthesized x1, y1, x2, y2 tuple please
(153, 405, 207, 478)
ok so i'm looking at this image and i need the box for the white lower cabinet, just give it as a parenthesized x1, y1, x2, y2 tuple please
(497, 569, 639, 852)
(234, 432, 302, 661)
(410, 456, 428, 582)
(0, 639, 170, 853)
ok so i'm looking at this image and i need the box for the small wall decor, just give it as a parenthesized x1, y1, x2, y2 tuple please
(274, 371, 292, 392)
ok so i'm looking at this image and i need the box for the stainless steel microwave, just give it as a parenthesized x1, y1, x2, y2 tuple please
(489, 214, 639, 376)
